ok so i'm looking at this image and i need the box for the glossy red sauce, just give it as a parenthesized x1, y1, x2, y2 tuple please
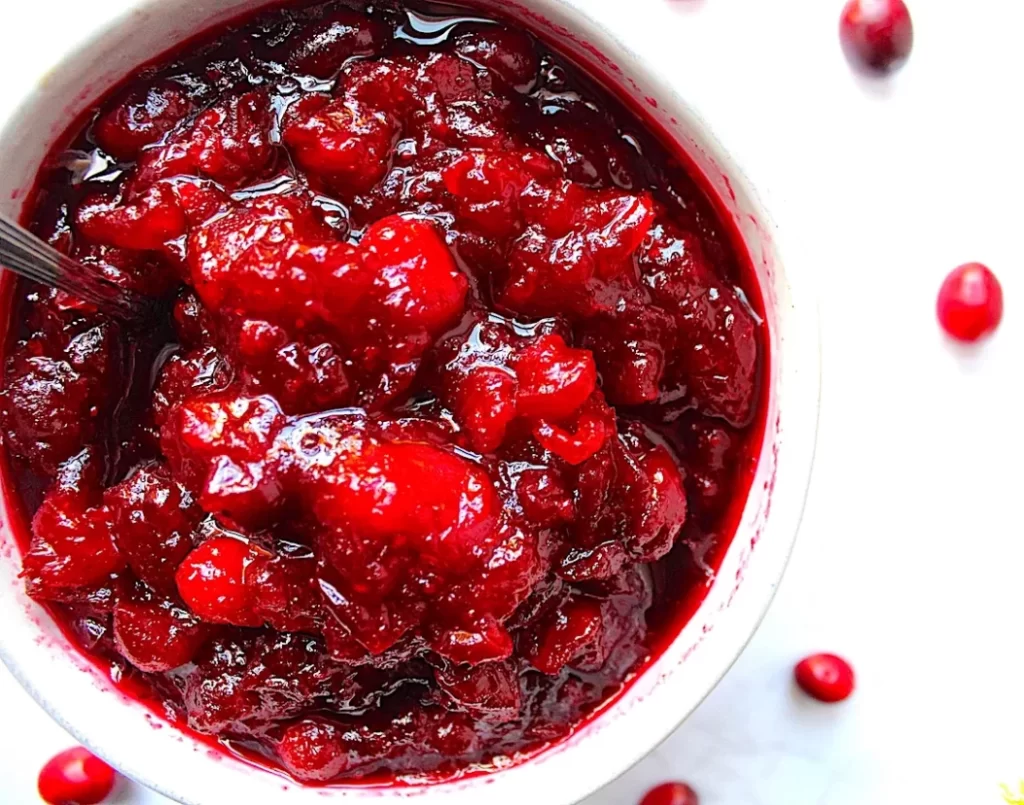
(0, 0, 767, 785)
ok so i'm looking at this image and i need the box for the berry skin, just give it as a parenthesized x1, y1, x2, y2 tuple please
(794, 652, 856, 703)
(640, 781, 700, 805)
(38, 746, 117, 805)
(936, 262, 1004, 342)
(840, 0, 914, 74)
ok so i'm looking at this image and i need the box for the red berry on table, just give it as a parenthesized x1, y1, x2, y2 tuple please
(839, 0, 914, 74)
(794, 653, 856, 703)
(937, 262, 1004, 342)
(38, 746, 117, 805)
(640, 781, 700, 805)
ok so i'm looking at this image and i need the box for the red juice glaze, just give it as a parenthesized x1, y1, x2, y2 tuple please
(0, 0, 768, 785)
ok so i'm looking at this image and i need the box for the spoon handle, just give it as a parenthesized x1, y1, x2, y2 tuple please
(0, 212, 146, 321)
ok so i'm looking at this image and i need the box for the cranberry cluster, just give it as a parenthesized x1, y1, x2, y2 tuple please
(3, 1, 762, 783)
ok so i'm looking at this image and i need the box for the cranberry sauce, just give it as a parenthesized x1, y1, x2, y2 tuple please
(0, 0, 767, 784)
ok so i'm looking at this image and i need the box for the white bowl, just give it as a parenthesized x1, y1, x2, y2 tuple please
(0, 1, 820, 803)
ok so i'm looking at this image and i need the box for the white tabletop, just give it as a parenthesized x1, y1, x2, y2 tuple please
(3, 0, 1023, 803)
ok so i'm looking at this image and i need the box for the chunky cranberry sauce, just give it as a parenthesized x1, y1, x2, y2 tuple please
(1, 0, 766, 784)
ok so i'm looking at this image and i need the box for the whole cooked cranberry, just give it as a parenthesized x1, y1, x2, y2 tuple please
(358, 215, 468, 336)
(133, 90, 275, 189)
(638, 224, 759, 426)
(185, 194, 343, 323)
(314, 436, 499, 567)
(38, 747, 117, 805)
(936, 262, 1003, 342)
(76, 184, 187, 251)
(287, 10, 389, 78)
(180, 633, 336, 734)
(113, 598, 209, 672)
(524, 597, 604, 675)
(514, 334, 597, 420)
(278, 719, 349, 782)
(452, 365, 518, 453)
(94, 83, 194, 160)
(434, 660, 522, 717)
(640, 781, 699, 805)
(794, 653, 855, 703)
(105, 464, 199, 593)
(165, 394, 289, 523)
(247, 548, 323, 632)
(175, 536, 261, 625)
(840, 0, 914, 74)
(282, 94, 396, 194)
(3, 351, 101, 475)
(453, 27, 539, 90)
(23, 493, 123, 592)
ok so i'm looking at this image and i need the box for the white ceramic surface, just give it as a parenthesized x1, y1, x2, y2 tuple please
(0, 1, 819, 804)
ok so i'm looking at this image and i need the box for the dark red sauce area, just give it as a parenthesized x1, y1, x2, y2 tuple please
(0, 0, 766, 785)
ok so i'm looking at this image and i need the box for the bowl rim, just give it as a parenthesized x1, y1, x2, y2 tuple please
(0, 1, 821, 803)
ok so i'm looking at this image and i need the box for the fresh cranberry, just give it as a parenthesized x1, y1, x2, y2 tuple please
(840, 0, 914, 74)
(38, 747, 117, 805)
(640, 781, 700, 805)
(794, 653, 856, 703)
(936, 262, 1004, 342)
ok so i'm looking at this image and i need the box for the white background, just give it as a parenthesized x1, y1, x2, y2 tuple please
(2, 0, 1023, 803)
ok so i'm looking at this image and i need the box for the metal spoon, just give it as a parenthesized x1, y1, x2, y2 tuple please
(0, 211, 148, 320)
